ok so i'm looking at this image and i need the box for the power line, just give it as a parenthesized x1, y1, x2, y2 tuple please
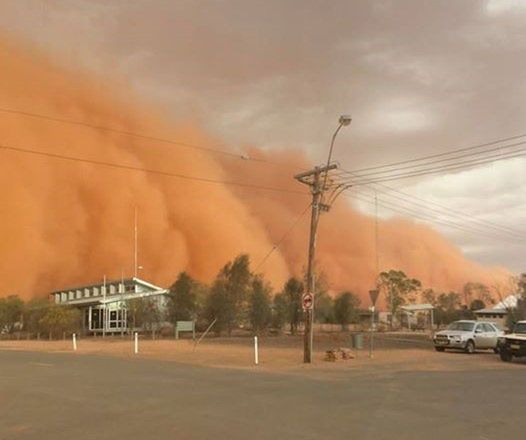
(337, 165, 525, 240)
(349, 191, 526, 244)
(349, 148, 526, 185)
(254, 203, 311, 271)
(355, 187, 524, 241)
(362, 182, 525, 238)
(349, 140, 526, 178)
(0, 106, 303, 171)
(4, 105, 525, 239)
(349, 132, 526, 174)
(0, 141, 308, 196)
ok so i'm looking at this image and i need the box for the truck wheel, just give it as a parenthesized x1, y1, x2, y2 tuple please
(500, 348, 513, 362)
(435, 346, 445, 352)
(465, 340, 475, 354)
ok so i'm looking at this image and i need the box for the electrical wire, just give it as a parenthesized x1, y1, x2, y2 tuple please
(0, 141, 309, 196)
(0, 106, 304, 171)
(349, 132, 526, 174)
(348, 191, 526, 244)
(254, 203, 311, 271)
(348, 149, 526, 185)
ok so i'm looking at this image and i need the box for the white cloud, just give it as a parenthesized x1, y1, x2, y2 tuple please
(485, 0, 526, 15)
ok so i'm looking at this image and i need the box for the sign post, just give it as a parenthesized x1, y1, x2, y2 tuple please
(369, 290, 379, 358)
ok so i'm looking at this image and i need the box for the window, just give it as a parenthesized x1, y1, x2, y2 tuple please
(482, 324, 494, 333)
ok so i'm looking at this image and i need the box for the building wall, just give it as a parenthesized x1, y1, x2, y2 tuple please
(475, 313, 507, 329)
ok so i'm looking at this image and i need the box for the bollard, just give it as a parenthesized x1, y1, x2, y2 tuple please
(134, 332, 139, 354)
(254, 336, 259, 365)
(72, 333, 77, 351)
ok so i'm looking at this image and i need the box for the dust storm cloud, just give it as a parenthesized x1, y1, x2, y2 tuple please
(0, 38, 506, 301)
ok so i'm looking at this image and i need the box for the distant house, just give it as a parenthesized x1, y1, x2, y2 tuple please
(474, 294, 520, 329)
(50, 278, 169, 334)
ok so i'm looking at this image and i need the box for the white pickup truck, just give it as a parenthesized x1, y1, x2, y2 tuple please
(499, 321, 526, 362)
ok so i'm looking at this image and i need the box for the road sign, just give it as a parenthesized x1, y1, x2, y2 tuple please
(302, 292, 314, 310)
(369, 289, 380, 306)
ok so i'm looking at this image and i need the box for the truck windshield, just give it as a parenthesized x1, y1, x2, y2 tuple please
(447, 322, 475, 331)
(513, 323, 526, 334)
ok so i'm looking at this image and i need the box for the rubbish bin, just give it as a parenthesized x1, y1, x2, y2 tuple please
(352, 333, 364, 349)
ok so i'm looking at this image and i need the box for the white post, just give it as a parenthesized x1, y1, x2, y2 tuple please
(102, 275, 107, 338)
(72, 333, 77, 351)
(134, 332, 139, 354)
(134, 206, 138, 278)
(254, 336, 259, 365)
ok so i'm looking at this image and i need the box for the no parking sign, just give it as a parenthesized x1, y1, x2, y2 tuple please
(302, 292, 314, 311)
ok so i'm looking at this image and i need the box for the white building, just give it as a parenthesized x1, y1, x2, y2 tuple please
(474, 294, 520, 329)
(50, 278, 168, 334)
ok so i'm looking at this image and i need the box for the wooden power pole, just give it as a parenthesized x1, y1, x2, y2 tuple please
(295, 163, 337, 363)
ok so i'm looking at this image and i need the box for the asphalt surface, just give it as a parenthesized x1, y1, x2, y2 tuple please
(1, 350, 525, 440)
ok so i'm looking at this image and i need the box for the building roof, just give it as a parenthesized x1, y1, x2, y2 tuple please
(493, 294, 520, 310)
(474, 308, 507, 315)
(400, 303, 434, 312)
(51, 277, 164, 294)
(50, 277, 168, 307)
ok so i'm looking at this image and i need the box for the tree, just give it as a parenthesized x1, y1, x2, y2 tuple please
(469, 299, 486, 311)
(0, 295, 24, 333)
(23, 298, 50, 334)
(378, 270, 421, 327)
(205, 254, 253, 335)
(422, 288, 437, 306)
(248, 276, 272, 334)
(39, 306, 81, 338)
(333, 291, 360, 330)
(463, 282, 492, 307)
(167, 272, 200, 323)
(434, 291, 463, 326)
(272, 292, 289, 330)
(281, 277, 304, 335)
(314, 291, 335, 324)
(126, 297, 162, 331)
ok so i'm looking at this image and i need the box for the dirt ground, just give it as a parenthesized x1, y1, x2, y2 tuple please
(1, 332, 521, 375)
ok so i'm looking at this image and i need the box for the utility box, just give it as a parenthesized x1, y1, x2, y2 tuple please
(352, 333, 364, 350)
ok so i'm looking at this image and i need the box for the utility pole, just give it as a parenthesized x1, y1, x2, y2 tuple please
(295, 115, 351, 364)
(295, 163, 337, 363)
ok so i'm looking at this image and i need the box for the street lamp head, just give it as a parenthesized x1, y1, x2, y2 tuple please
(339, 115, 352, 126)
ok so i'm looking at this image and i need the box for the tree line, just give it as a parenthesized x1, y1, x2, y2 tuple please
(2, 255, 526, 337)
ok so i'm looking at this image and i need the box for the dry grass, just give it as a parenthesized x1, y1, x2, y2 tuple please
(1, 333, 520, 377)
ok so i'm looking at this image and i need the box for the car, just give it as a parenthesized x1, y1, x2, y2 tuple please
(433, 320, 503, 354)
(498, 321, 526, 362)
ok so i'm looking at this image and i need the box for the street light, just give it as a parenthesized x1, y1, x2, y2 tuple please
(323, 115, 352, 192)
(339, 114, 352, 126)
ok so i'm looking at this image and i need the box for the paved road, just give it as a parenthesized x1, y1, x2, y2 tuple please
(1, 350, 525, 440)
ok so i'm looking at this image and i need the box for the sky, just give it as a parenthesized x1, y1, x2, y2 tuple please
(0, 0, 525, 271)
